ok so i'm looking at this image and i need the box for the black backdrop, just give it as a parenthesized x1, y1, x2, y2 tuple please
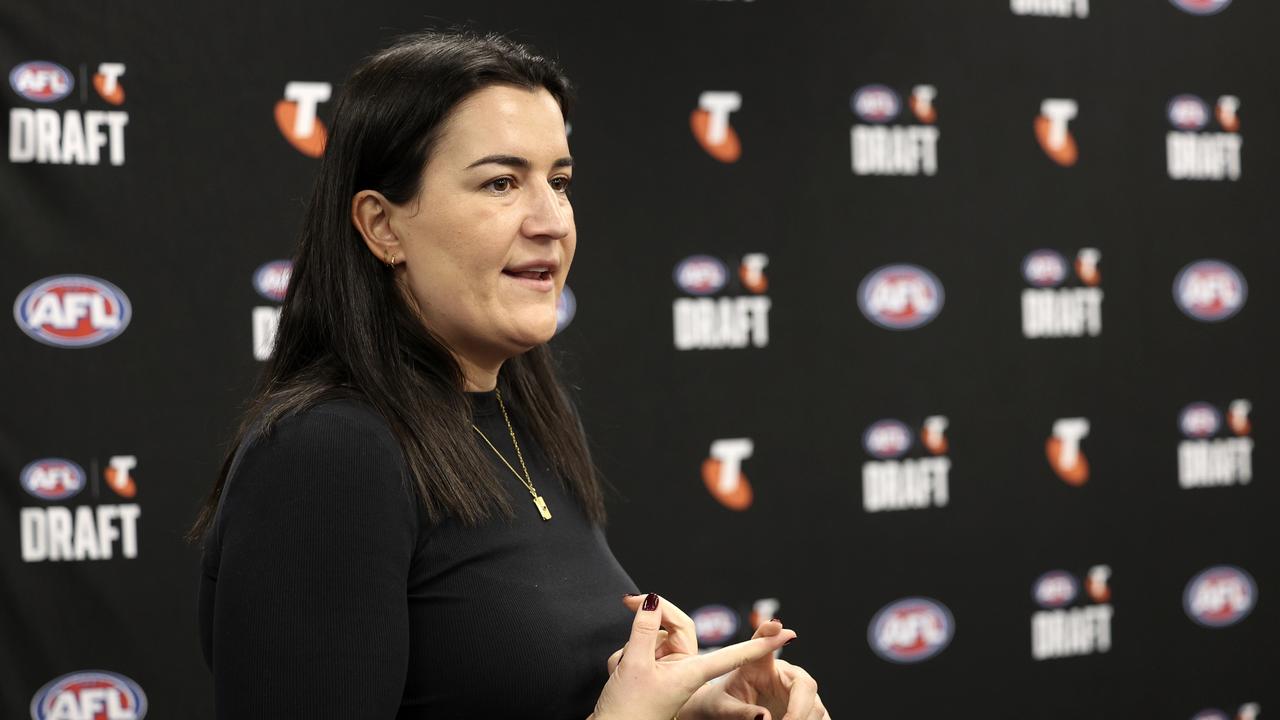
(2, 1, 1276, 718)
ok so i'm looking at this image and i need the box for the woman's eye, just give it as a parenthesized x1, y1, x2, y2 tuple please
(486, 177, 514, 193)
(551, 176, 573, 193)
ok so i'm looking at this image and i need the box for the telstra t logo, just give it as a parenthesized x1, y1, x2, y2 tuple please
(702, 438, 754, 510)
(690, 91, 742, 163)
(275, 81, 332, 158)
(1046, 417, 1090, 486)
(1035, 99, 1078, 167)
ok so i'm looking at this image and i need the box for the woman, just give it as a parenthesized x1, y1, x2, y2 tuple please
(190, 29, 829, 719)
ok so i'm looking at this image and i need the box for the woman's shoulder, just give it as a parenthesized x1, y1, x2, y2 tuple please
(226, 395, 412, 512)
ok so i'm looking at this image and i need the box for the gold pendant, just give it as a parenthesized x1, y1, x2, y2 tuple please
(533, 494, 552, 520)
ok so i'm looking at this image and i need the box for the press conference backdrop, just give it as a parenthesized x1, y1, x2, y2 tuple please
(3, 0, 1276, 717)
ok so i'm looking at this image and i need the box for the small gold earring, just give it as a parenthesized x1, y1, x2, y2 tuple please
(386, 251, 397, 267)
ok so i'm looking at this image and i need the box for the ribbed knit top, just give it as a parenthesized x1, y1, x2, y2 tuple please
(198, 392, 638, 718)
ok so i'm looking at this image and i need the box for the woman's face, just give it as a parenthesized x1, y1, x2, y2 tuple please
(389, 83, 575, 368)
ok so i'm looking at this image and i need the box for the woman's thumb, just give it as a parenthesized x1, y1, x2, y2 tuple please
(622, 593, 662, 665)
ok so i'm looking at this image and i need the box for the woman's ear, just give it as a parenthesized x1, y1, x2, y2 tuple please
(351, 190, 404, 266)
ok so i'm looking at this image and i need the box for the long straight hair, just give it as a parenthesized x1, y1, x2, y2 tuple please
(187, 29, 605, 543)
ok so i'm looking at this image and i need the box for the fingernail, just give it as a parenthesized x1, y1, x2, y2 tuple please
(772, 617, 782, 624)
(624, 593, 641, 598)
(642, 592, 659, 611)
(784, 637, 795, 646)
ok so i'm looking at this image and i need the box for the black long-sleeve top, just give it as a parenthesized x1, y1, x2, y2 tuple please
(198, 390, 639, 718)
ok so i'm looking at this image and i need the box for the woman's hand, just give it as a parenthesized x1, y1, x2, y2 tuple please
(590, 593, 796, 720)
(680, 619, 830, 720)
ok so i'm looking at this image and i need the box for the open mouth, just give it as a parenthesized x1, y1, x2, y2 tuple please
(503, 269, 552, 281)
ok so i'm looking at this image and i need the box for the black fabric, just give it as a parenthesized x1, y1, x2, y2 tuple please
(198, 391, 639, 719)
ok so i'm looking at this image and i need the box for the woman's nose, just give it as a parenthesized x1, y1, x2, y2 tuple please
(522, 182, 571, 240)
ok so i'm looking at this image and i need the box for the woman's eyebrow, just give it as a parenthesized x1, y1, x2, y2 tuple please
(464, 154, 574, 170)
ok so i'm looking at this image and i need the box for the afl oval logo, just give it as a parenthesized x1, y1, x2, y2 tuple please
(20, 458, 86, 501)
(1173, 260, 1246, 322)
(1169, 0, 1232, 15)
(1183, 565, 1256, 628)
(1167, 95, 1210, 131)
(1033, 570, 1079, 608)
(863, 419, 913, 459)
(858, 264, 944, 330)
(1021, 250, 1069, 287)
(674, 255, 728, 296)
(10, 61, 74, 103)
(252, 260, 292, 302)
(851, 84, 901, 124)
(14, 275, 132, 348)
(868, 597, 954, 664)
(556, 285, 577, 333)
(1179, 402, 1221, 438)
(692, 604, 740, 646)
(30, 670, 148, 720)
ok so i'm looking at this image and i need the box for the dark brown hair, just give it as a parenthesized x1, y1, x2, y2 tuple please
(187, 29, 604, 543)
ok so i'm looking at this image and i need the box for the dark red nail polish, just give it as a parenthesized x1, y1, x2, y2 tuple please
(755, 714, 764, 720)
(642, 592, 659, 611)
(624, 593, 641, 598)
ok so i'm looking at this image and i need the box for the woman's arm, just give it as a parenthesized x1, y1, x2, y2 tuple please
(209, 405, 417, 719)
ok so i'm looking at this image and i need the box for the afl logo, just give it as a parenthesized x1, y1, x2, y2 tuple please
(1179, 402, 1221, 438)
(858, 264, 944, 330)
(868, 597, 954, 664)
(1173, 260, 1246, 322)
(674, 255, 728, 296)
(252, 260, 292, 302)
(1170, 0, 1232, 15)
(1167, 95, 1210, 130)
(863, 419, 913, 459)
(1191, 712, 1230, 720)
(556, 285, 577, 333)
(14, 275, 132, 348)
(692, 604, 740, 646)
(1183, 565, 1256, 628)
(10, 61, 74, 103)
(1033, 570, 1079, 609)
(851, 85, 901, 124)
(1021, 250, 1069, 287)
(29, 670, 148, 720)
(20, 458, 86, 501)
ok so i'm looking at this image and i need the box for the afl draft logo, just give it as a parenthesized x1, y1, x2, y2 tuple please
(690, 91, 742, 163)
(1167, 94, 1241, 181)
(868, 597, 954, 663)
(1035, 99, 1079, 166)
(555, 285, 576, 333)
(1021, 248, 1103, 338)
(1173, 260, 1246, 322)
(10, 61, 74, 102)
(862, 416, 950, 512)
(692, 604, 740, 646)
(849, 83, 939, 176)
(1031, 565, 1113, 660)
(1184, 565, 1256, 627)
(20, 459, 87, 501)
(1170, 0, 1232, 14)
(702, 438, 754, 510)
(29, 670, 148, 719)
(14, 275, 132, 348)
(858, 264, 944, 330)
(1046, 417, 1090, 486)
(252, 260, 292, 302)
(276, 81, 332, 157)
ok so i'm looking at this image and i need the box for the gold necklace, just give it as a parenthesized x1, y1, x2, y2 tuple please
(472, 389, 552, 520)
